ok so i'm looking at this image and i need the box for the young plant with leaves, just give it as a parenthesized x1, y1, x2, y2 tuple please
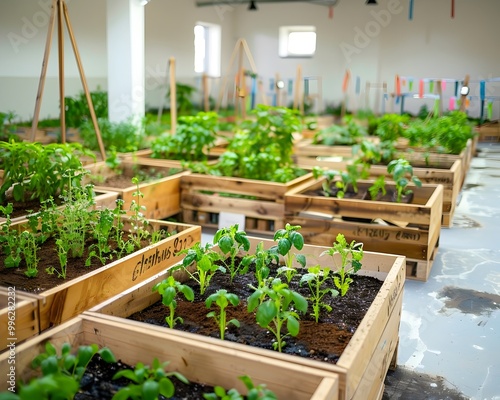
(213, 224, 251, 283)
(240, 241, 274, 288)
(112, 358, 189, 400)
(368, 175, 387, 201)
(203, 375, 278, 400)
(247, 277, 308, 352)
(206, 289, 240, 340)
(1, 342, 116, 400)
(270, 223, 306, 283)
(177, 242, 225, 295)
(387, 158, 422, 202)
(152, 275, 195, 329)
(0, 204, 21, 269)
(300, 265, 339, 323)
(321, 234, 363, 296)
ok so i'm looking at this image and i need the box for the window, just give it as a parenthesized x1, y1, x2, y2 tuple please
(194, 22, 221, 76)
(279, 26, 316, 58)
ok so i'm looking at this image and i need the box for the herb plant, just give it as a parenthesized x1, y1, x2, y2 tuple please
(368, 175, 387, 201)
(177, 242, 225, 295)
(206, 289, 240, 340)
(241, 241, 274, 288)
(387, 158, 422, 202)
(203, 375, 278, 400)
(152, 275, 195, 329)
(321, 234, 363, 296)
(0, 204, 21, 268)
(300, 266, 338, 323)
(270, 223, 306, 284)
(213, 224, 251, 282)
(112, 358, 189, 400)
(247, 277, 308, 352)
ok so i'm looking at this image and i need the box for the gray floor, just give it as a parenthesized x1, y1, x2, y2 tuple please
(201, 143, 500, 400)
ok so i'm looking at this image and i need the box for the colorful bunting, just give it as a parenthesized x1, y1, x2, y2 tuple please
(409, 0, 414, 20)
(419, 79, 424, 98)
(449, 97, 455, 111)
(355, 76, 361, 95)
(487, 101, 493, 120)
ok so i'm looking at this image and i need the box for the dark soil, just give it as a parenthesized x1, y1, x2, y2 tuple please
(91, 166, 181, 189)
(128, 260, 383, 364)
(76, 355, 215, 400)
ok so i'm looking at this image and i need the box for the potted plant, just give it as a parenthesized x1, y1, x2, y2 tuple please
(0, 179, 201, 336)
(87, 224, 405, 400)
(180, 105, 313, 234)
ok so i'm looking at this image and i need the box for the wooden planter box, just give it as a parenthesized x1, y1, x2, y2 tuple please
(0, 287, 39, 354)
(1, 219, 201, 332)
(0, 314, 339, 399)
(295, 156, 461, 228)
(286, 179, 443, 281)
(476, 122, 500, 143)
(85, 159, 189, 220)
(88, 237, 405, 400)
(180, 173, 313, 235)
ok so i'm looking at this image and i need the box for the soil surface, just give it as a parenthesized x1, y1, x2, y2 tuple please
(128, 259, 383, 364)
(91, 166, 181, 189)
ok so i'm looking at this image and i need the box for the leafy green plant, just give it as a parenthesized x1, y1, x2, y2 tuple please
(112, 358, 189, 400)
(240, 241, 274, 288)
(1, 342, 116, 400)
(312, 164, 367, 199)
(313, 116, 367, 146)
(152, 275, 195, 329)
(150, 111, 219, 162)
(127, 177, 152, 250)
(299, 265, 338, 323)
(270, 223, 305, 283)
(203, 375, 277, 400)
(177, 242, 225, 295)
(247, 277, 308, 352)
(353, 139, 397, 166)
(64, 88, 108, 128)
(321, 233, 363, 296)
(387, 158, 422, 202)
(167, 82, 197, 116)
(19, 230, 39, 278)
(213, 224, 251, 282)
(206, 289, 240, 340)
(0, 141, 94, 203)
(373, 113, 410, 142)
(0, 204, 21, 268)
(368, 175, 387, 201)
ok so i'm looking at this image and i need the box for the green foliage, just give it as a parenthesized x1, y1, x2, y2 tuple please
(64, 89, 108, 128)
(0, 204, 22, 269)
(167, 82, 198, 116)
(240, 241, 274, 288)
(321, 234, 363, 296)
(373, 113, 410, 142)
(80, 118, 147, 153)
(203, 375, 277, 400)
(353, 139, 397, 166)
(0, 141, 94, 203)
(312, 164, 368, 199)
(270, 223, 305, 283)
(387, 158, 422, 202)
(300, 265, 338, 323)
(150, 111, 219, 161)
(247, 277, 308, 352)
(153, 276, 195, 329)
(313, 116, 367, 146)
(177, 242, 225, 295)
(213, 224, 251, 282)
(1, 342, 116, 400)
(368, 175, 387, 201)
(112, 358, 189, 400)
(206, 289, 240, 340)
(0, 111, 20, 141)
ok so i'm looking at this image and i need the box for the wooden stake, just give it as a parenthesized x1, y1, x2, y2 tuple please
(202, 74, 209, 112)
(57, 0, 66, 143)
(169, 57, 176, 135)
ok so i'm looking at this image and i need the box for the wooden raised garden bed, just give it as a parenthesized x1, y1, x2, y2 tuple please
(0, 287, 39, 353)
(286, 179, 443, 281)
(476, 122, 500, 143)
(0, 219, 201, 332)
(85, 159, 189, 220)
(180, 173, 314, 235)
(0, 314, 339, 399)
(87, 237, 406, 400)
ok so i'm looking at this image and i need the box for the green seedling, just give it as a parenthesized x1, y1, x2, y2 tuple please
(240, 241, 274, 288)
(177, 242, 225, 295)
(387, 158, 422, 202)
(368, 175, 387, 200)
(270, 223, 305, 283)
(213, 224, 251, 282)
(206, 289, 240, 340)
(203, 375, 278, 400)
(112, 358, 189, 400)
(300, 265, 338, 323)
(0, 342, 116, 400)
(127, 177, 151, 250)
(152, 275, 194, 329)
(19, 231, 39, 278)
(0, 203, 22, 268)
(248, 278, 308, 352)
(321, 233, 363, 296)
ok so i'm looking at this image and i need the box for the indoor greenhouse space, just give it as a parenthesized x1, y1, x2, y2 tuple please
(200, 143, 500, 400)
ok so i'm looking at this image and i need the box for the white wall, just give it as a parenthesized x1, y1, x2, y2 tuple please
(1, 0, 500, 121)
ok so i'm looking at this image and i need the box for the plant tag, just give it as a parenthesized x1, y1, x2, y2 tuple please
(218, 212, 245, 230)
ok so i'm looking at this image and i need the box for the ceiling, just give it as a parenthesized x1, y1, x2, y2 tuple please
(195, 0, 340, 7)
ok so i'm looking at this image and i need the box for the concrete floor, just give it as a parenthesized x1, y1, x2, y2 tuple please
(384, 143, 500, 400)
(201, 142, 500, 400)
